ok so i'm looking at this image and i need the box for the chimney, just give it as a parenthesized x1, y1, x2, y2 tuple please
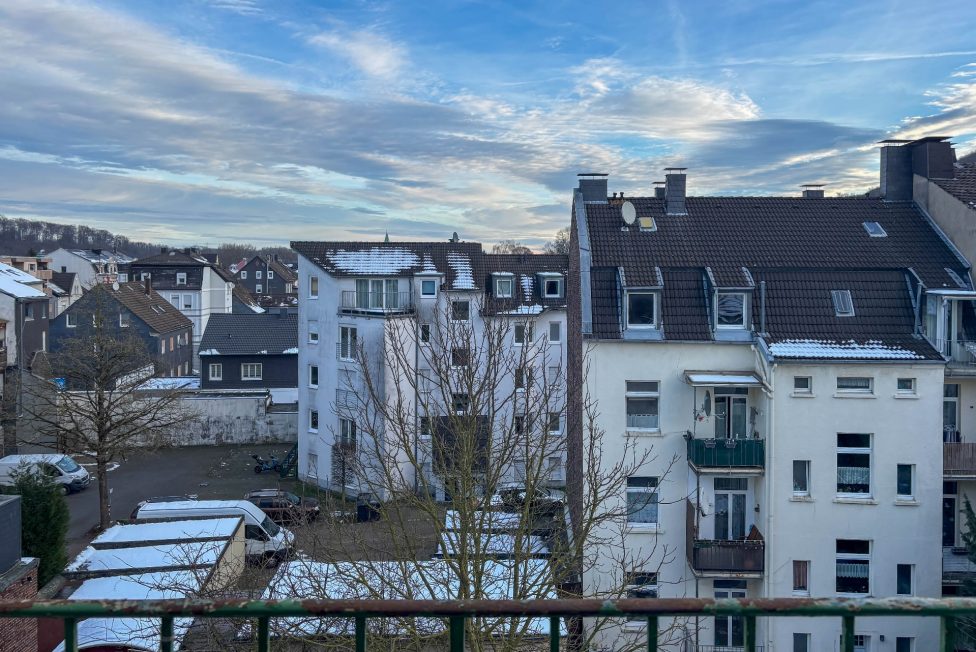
(160, 246, 168, 254)
(910, 136, 955, 180)
(664, 168, 687, 215)
(879, 140, 913, 201)
(800, 184, 825, 199)
(577, 173, 609, 203)
(144, 275, 151, 295)
(653, 181, 665, 199)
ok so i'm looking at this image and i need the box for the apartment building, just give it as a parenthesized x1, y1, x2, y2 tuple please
(291, 240, 567, 498)
(567, 161, 966, 650)
(47, 248, 134, 287)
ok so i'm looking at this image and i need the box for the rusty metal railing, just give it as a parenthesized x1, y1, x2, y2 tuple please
(1, 597, 973, 652)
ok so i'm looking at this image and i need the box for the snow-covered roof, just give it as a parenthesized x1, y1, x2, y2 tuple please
(269, 388, 298, 404)
(0, 262, 45, 298)
(67, 541, 225, 575)
(499, 304, 544, 316)
(331, 248, 421, 275)
(768, 339, 926, 360)
(685, 372, 763, 387)
(447, 252, 475, 290)
(54, 617, 195, 652)
(444, 510, 522, 532)
(436, 531, 549, 559)
(68, 249, 135, 265)
(137, 377, 200, 390)
(91, 518, 241, 546)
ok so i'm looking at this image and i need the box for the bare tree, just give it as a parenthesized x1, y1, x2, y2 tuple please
(281, 300, 683, 650)
(491, 240, 533, 255)
(542, 228, 570, 255)
(20, 287, 192, 529)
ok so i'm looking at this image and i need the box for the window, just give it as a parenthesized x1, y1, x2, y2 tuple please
(309, 365, 319, 387)
(182, 294, 192, 310)
(209, 363, 222, 381)
(269, 270, 276, 280)
(242, 363, 263, 380)
(169, 335, 175, 350)
(338, 418, 357, 448)
(515, 366, 531, 390)
(946, 384, 960, 442)
(419, 417, 432, 440)
(420, 324, 431, 342)
(495, 276, 513, 298)
(549, 321, 561, 342)
(309, 409, 319, 432)
(793, 376, 812, 394)
(255, 284, 263, 294)
(66, 313, 77, 328)
(25, 303, 33, 320)
(513, 322, 532, 345)
(117, 312, 130, 328)
(309, 276, 319, 298)
(831, 289, 854, 317)
(716, 292, 746, 328)
(547, 412, 561, 433)
(793, 560, 810, 594)
(241, 271, 247, 280)
(793, 460, 810, 496)
(896, 637, 914, 652)
(339, 326, 357, 361)
(306, 453, 318, 479)
(863, 221, 887, 237)
(543, 277, 563, 298)
(896, 563, 914, 595)
(451, 347, 470, 367)
(176, 272, 186, 285)
(451, 300, 470, 321)
(837, 433, 871, 496)
(897, 377, 916, 395)
(626, 292, 656, 327)
(837, 376, 872, 393)
(421, 279, 437, 297)
(256, 270, 263, 280)
(514, 415, 525, 435)
(626, 381, 659, 430)
(452, 393, 470, 414)
(897, 464, 914, 500)
(793, 633, 811, 652)
(836, 539, 870, 594)
(169, 293, 180, 307)
(626, 477, 658, 525)
(624, 572, 657, 620)
(308, 320, 319, 343)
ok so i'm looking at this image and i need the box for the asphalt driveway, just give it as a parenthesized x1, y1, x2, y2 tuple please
(65, 443, 295, 556)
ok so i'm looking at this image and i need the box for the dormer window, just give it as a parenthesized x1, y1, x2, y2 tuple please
(542, 276, 564, 299)
(716, 292, 747, 329)
(421, 279, 437, 297)
(831, 290, 854, 317)
(494, 275, 514, 298)
(626, 292, 658, 328)
(176, 272, 187, 286)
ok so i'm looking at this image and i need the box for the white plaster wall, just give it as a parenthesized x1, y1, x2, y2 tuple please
(47, 250, 97, 288)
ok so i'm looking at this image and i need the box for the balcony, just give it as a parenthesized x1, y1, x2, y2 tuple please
(687, 436, 764, 473)
(340, 291, 413, 315)
(943, 546, 976, 586)
(944, 442, 976, 478)
(686, 500, 764, 577)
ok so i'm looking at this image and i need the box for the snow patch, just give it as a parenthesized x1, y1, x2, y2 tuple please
(330, 248, 420, 274)
(447, 252, 475, 290)
(520, 275, 533, 301)
(769, 339, 923, 360)
(500, 304, 544, 315)
(281, 347, 299, 354)
(199, 348, 220, 356)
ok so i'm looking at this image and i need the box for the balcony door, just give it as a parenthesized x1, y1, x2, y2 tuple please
(714, 581, 747, 648)
(945, 384, 960, 442)
(714, 477, 747, 541)
(714, 388, 748, 439)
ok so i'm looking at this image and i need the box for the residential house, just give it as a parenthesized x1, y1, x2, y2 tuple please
(198, 311, 297, 389)
(49, 271, 82, 317)
(567, 162, 962, 650)
(234, 254, 298, 307)
(49, 281, 194, 377)
(291, 240, 567, 498)
(129, 249, 235, 371)
(47, 248, 134, 287)
(0, 255, 79, 317)
(231, 283, 265, 315)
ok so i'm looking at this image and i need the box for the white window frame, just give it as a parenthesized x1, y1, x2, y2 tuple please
(715, 291, 747, 329)
(837, 433, 872, 498)
(241, 362, 263, 381)
(66, 313, 77, 328)
(176, 272, 187, 286)
(837, 376, 873, 394)
(513, 322, 533, 346)
(793, 375, 812, 395)
(547, 411, 561, 433)
(309, 409, 319, 432)
(495, 276, 514, 298)
(896, 463, 915, 501)
(896, 377, 916, 395)
(542, 277, 563, 298)
(339, 326, 357, 361)
(793, 560, 810, 596)
(625, 381, 660, 431)
(309, 364, 319, 388)
(339, 417, 357, 447)
(451, 300, 470, 322)
(626, 477, 659, 526)
(119, 313, 130, 328)
(209, 363, 222, 381)
(182, 294, 193, 311)
(308, 320, 319, 344)
(254, 270, 261, 280)
(793, 460, 811, 497)
(624, 571, 658, 621)
(307, 453, 318, 479)
(255, 284, 263, 294)
(420, 279, 437, 297)
(267, 270, 274, 279)
(309, 276, 319, 299)
(240, 271, 247, 280)
(626, 291, 658, 328)
(835, 539, 871, 596)
(549, 321, 561, 342)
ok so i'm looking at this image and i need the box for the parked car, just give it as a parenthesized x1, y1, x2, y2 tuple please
(0, 454, 90, 494)
(491, 483, 565, 518)
(244, 489, 320, 524)
(129, 495, 198, 520)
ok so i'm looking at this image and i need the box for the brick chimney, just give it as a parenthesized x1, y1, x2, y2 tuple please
(664, 168, 687, 215)
(144, 275, 151, 295)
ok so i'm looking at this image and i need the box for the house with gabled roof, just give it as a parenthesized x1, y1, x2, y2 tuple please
(47, 248, 134, 287)
(199, 311, 297, 390)
(233, 254, 298, 307)
(568, 153, 969, 650)
(291, 239, 568, 498)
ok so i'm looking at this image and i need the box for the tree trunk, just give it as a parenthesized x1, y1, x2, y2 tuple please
(96, 456, 110, 530)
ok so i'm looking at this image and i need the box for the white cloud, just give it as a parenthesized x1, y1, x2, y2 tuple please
(207, 0, 263, 16)
(309, 29, 407, 79)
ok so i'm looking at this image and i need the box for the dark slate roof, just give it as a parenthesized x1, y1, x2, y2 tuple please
(131, 251, 211, 267)
(98, 282, 192, 334)
(934, 163, 976, 208)
(582, 193, 968, 359)
(481, 253, 568, 314)
(198, 313, 297, 356)
(292, 241, 486, 291)
(51, 272, 76, 293)
(232, 282, 263, 313)
(242, 255, 297, 282)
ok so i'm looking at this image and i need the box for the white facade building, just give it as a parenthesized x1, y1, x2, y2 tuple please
(47, 248, 134, 288)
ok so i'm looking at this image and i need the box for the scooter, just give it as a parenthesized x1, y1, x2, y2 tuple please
(252, 454, 281, 474)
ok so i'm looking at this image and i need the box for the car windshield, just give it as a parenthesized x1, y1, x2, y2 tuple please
(56, 457, 80, 473)
(284, 493, 301, 505)
(261, 516, 281, 537)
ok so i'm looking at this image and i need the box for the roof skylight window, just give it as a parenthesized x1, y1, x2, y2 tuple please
(831, 290, 855, 317)
(862, 221, 887, 237)
(638, 216, 656, 231)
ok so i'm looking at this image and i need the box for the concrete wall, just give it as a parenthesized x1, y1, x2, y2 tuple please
(165, 392, 297, 446)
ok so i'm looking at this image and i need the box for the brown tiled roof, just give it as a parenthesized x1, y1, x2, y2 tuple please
(100, 282, 192, 334)
(934, 163, 976, 208)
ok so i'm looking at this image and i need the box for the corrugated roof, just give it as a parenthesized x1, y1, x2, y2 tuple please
(198, 312, 297, 356)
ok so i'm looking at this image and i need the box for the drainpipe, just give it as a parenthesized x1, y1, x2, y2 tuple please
(763, 361, 775, 649)
(759, 281, 767, 335)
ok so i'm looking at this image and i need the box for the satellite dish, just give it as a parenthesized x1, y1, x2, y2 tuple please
(621, 201, 637, 225)
(112, 282, 120, 291)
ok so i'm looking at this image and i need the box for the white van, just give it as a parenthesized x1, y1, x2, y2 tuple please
(133, 500, 295, 565)
(0, 454, 90, 494)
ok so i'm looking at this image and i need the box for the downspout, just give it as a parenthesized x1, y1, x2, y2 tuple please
(763, 361, 775, 650)
(414, 297, 420, 495)
(759, 281, 767, 336)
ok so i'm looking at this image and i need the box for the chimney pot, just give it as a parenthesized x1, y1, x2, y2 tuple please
(801, 185, 825, 199)
(144, 275, 151, 295)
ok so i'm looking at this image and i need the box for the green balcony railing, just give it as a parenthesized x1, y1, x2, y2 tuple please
(1, 597, 974, 652)
(687, 437, 765, 470)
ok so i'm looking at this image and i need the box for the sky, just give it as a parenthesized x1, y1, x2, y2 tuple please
(1, 1, 975, 249)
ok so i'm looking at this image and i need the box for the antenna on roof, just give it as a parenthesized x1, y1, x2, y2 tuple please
(450, 232, 460, 243)
(621, 201, 637, 225)
(384, 232, 390, 243)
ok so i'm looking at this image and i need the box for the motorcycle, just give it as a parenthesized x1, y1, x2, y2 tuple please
(252, 453, 282, 474)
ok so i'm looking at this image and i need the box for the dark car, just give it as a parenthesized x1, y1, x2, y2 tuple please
(245, 489, 320, 524)
(492, 484, 565, 519)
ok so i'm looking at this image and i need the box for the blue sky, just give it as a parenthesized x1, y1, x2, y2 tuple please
(1, 0, 975, 249)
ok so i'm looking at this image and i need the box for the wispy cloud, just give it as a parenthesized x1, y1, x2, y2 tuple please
(206, 0, 262, 16)
(309, 29, 407, 79)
